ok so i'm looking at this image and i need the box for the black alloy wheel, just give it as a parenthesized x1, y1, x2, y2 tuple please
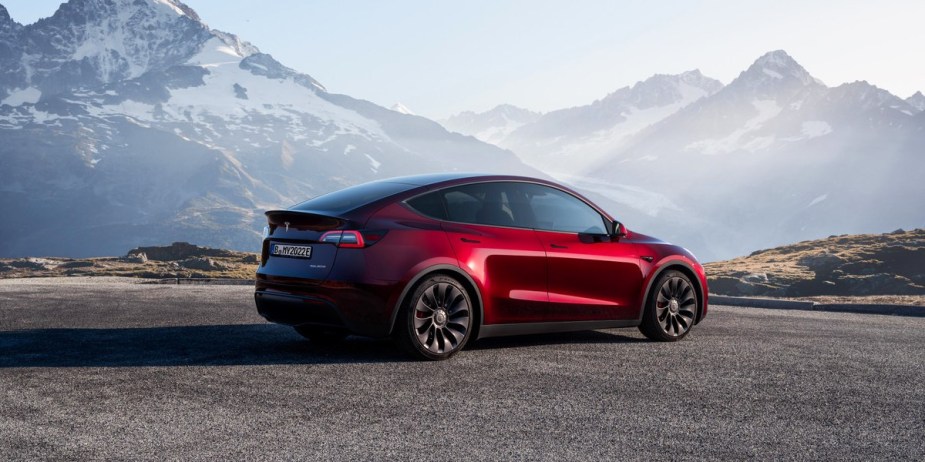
(639, 270, 698, 341)
(397, 274, 473, 360)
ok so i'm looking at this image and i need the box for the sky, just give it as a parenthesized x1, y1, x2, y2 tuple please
(3, 0, 924, 119)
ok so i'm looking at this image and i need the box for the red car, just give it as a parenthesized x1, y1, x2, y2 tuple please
(255, 174, 708, 360)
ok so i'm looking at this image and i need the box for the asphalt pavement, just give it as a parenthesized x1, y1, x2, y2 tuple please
(1, 278, 923, 460)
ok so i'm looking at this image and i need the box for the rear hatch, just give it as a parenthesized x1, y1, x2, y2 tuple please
(260, 210, 346, 283)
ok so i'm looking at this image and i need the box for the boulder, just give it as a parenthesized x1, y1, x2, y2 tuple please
(179, 257, 228, 271)
(124, 253, 148, 263)
(797, 252, 846, 273)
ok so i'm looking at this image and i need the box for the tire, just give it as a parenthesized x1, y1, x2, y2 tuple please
(639, 270, 699, 341)
(395, 274, 474, 360)
(294, 325, 348, 345)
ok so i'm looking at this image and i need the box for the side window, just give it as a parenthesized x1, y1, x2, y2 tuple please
(406, 182, 536, 229)
(516, 183, 607, 234)
(444, 190, 480, 223)
(406, 191, 447, 220)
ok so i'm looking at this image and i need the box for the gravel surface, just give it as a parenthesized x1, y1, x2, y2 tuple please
(1, 280, 923, 460)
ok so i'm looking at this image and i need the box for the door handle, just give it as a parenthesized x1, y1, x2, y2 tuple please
(550, 244, 568, 249)
(460, 237, 481, 244)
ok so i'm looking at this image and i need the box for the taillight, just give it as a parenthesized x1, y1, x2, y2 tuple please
(319, 230, 388, 248)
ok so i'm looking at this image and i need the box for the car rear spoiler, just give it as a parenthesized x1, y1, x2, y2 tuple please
(264, 210, 345, 232)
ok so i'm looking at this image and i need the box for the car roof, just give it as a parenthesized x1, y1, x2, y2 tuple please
(285, 173, 613, 223)
(379, 173, 614, 220)
(378, 172, 490, 186)
(380, 172, 561, 187)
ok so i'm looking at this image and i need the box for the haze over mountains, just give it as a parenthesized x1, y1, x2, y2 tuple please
(0, 0, 536, 257)
(445, 51, 925, 261)
(0, 0, 922, 262)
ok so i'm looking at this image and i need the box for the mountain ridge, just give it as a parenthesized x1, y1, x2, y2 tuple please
(0, 0, 539, 257)
(445, 50, 924, 261)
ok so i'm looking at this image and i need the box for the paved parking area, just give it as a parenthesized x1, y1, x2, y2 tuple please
(1, 279, 923, 460)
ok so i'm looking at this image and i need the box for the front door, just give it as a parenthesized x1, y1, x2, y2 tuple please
(515, 183, 643, 321)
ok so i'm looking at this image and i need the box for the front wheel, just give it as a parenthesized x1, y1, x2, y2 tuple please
(396, 275, 474, 360)
(639, 270, 698, 341)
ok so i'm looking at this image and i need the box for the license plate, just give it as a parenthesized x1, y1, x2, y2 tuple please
(272, 244, 312, 259)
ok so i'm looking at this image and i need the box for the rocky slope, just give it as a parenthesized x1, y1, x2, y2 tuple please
(0, 242, 258, 279)
(706, 229, 925, 297)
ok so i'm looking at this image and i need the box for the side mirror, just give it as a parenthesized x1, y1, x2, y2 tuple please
(612, 221, 627, 238)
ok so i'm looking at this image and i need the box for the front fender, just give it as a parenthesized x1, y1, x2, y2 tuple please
(637, 256, 708, 323)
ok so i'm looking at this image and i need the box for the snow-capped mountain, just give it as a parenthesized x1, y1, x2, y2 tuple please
(580, 51, 925, 260)
(476, 71, 722, 174)
(441, 104, 542, 146)
(447, 50, 923, 261)
(907, 91, 925, 112)
(0, 0, 538, 257)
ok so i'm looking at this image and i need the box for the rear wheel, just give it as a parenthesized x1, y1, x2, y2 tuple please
(294, 325, 348, 345)
(396, 274, 473, 360)
(639, 270, 698, 341)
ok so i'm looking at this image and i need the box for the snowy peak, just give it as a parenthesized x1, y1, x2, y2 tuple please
(211, 29, 259, 59)
(492, 70, 723, 174)
(390, 102, 415, 115)
(465, 104, 542, 122)
(827, 80, 913, 112)
(0, 4, 21, 36)
(907, 91, 925, 112)
(441, 104, 542, 145)
(602, 69, 723, 109)
(751, 50, 815, 83)
(0, 0, 216, 98)
(0, 0, 320, 103)
(45, 0, 196, 23)
(729, 50, 821, 94)
(0, 4, 14, 25)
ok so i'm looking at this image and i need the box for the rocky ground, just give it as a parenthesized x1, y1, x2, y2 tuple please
(0, 242, 258, 280)
(706, 228, 925, 298)
(4, 231, 924, 304)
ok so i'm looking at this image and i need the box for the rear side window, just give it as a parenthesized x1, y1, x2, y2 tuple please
(407, 183, 532, 228)
(405, 191, 447, 219)
(292, 181, 416, 214)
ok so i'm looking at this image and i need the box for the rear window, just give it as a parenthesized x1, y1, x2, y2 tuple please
(292, 181, 416, 214)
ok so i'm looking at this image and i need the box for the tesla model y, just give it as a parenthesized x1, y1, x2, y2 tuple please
(255, 174, 708, 360)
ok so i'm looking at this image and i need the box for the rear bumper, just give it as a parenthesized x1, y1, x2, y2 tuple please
(254, 276, 399, 337)
(255, 292, 344, 327)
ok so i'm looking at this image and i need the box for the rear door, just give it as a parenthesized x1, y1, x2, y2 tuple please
(407, 182, 548, 325)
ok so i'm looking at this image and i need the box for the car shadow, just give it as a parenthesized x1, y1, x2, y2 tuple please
(468, 329, 645, 351)
(0, 325, 646, 368)
(0, 324, 408, 368)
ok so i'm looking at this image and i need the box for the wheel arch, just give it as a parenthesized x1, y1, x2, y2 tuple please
(388, 264, 484, 339)
(640, 261, 706, 324)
